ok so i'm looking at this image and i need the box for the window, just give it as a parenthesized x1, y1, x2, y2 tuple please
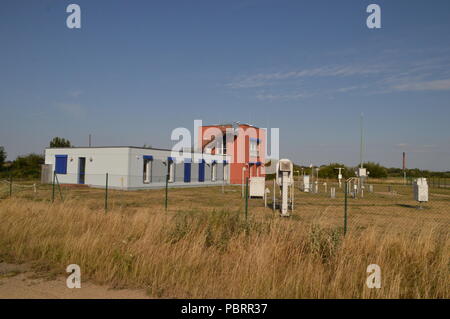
(249, 138, 259, 157)
(211, 161, 217, 181)
(223, 162, 228, 181)
(198, 159, 205, 182)
(143, 156, 153, 184)
(55, 155, 68, 174)
(184, 159, 191, 183)
(167, 157, 175, 183)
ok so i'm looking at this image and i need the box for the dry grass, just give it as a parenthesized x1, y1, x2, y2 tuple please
(0, 183, 448, 298)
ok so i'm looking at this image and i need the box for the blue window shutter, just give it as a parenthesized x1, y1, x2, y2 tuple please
(184, 162, 191, 183)
(199, 160, 205, 182)
(143, 155, 153, 160)
(55, 155, 68, 174)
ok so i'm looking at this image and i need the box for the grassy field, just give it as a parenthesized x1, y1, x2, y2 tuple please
(0, 179, 448, 298)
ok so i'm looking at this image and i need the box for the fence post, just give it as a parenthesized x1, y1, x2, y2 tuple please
(9, 174, 12, 197)
(245, 177, 249, 221)
(52, 170, 56, 203)
(55, 174, 63, 201)
(344, 181, 348, 236)
(105, 173, 108, 213)
(165, 173, 169, 211)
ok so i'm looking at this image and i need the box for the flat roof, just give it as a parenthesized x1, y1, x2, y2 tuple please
(201, 123, 261, 129)
(44, 146, 228, 157)
(45, 146, 172, 152)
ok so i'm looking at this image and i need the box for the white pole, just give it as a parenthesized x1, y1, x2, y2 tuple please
(264, 189, 268, 208)
(273, 179, 276, 211)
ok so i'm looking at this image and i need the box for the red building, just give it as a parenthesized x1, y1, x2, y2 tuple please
(199, 123, 266, 184)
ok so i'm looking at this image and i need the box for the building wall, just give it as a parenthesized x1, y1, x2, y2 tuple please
(199, 124, 266, 184)
(45, 147, 230, 190)
(45, 148, 131, 188)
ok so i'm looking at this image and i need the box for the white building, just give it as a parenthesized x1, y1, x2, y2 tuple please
(44, 147, 230, 190)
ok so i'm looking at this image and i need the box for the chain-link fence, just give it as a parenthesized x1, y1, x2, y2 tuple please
(0, 172, 233, 213)
(1, 174, 448, 238)
(287, 178, 449, 237)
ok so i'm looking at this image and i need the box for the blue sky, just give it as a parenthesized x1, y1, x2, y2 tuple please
(1, 0, 450, 170)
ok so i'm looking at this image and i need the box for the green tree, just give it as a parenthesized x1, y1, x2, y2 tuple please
(11, 153, 45, 179)
(0, 146, 6, 171)
(386, 167, 403, 177)
(318, 163, 353, 179)
(363, 162, 388, 178)
(49, 137, 72, 148)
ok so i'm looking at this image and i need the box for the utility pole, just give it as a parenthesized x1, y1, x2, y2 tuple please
(403, 152, 407, 185)
(359, 113, 364, 195)
(89, 134, 91, 147)
(360, 113, 364, 169)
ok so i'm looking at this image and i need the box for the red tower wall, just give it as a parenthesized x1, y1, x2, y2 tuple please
(199, 124, 266, 184)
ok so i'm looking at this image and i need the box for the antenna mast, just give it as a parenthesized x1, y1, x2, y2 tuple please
(360, 113, 364, 168)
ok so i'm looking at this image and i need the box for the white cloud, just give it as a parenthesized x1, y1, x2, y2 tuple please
(226, 51, 450, 100)
(54, 102, 86, 117)
(227, 65, 384, 89)
(391, 79, 450, 92)
(255, 92, 313, 101)
(68, 89, 83, 98)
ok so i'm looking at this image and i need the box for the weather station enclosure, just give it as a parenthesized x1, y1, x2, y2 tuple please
(413, 178, 429, 203)
(276, 159, 294, 217)
(249, 177, 265, 198)
(44, 147, 230, 190)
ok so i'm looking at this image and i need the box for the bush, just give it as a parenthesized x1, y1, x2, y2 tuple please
(363, 162, 388, 178)
(0, 146, 6, 171)
(10, 153, 44, 179)
(318, 163, 354, 179)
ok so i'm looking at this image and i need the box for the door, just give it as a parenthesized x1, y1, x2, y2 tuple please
(198, 160, 205, 182)
(78, 157, 86, 184)
(184, 162, 191, 183)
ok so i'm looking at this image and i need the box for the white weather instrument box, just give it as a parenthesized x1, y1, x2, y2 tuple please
(357, 168, 367, 177)
(413, 178, 429, 202)
(303, 175, 310, 192)
(249, 177, 265, 198)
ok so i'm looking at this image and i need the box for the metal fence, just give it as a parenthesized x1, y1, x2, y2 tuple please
(0, 172, 230, 213)
(291, 178, 449, 237)
(1, 175, 449, 237)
